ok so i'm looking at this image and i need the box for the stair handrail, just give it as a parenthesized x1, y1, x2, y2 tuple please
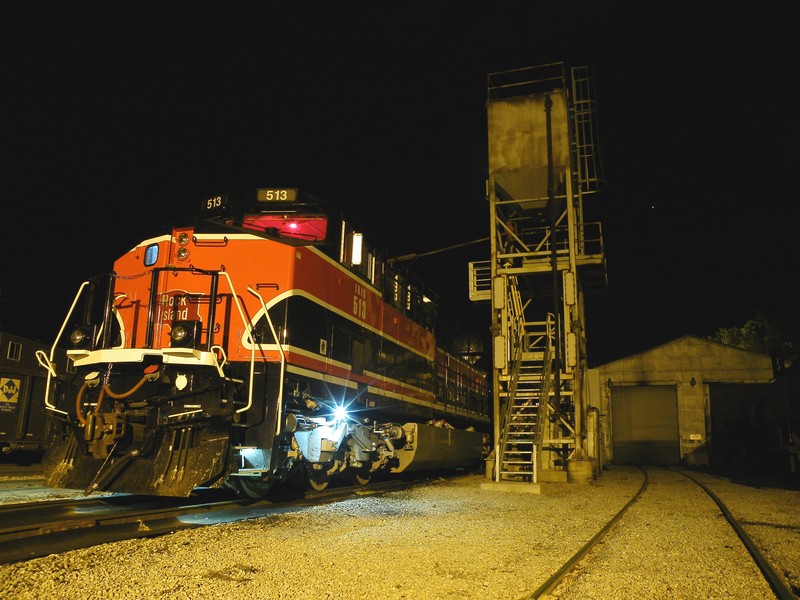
(496, 275, 530, 481)
(533, 314, 556, 451)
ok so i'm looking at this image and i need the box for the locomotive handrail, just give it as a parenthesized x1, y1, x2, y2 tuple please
(39, 280, 93, 415)
(247, 286, 287, 435)
(210, 344, 228, 375)
(192, 234, 228, 246)
(34, 349, 56, 378)
(146, 266, 221, 349)
(217, 270, 256, 415)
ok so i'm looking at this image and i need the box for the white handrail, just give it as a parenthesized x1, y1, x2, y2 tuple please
(39, 280, 92, 415)
(247, 286, 286, 435)
(217, 271, 256, 415)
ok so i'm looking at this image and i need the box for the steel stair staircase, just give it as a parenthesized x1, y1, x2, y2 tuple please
(496, 277, 555, 483)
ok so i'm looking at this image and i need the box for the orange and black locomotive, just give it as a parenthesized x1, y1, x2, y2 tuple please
(38, 188, 490, 497)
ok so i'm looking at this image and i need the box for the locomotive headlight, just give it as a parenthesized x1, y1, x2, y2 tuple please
(70, 328, 88, 346)
(176, 247, 189, 261)
(171, 325, 189, 344)
(177, 232, 190, 246)
(170, 320, 201, 348)
(69, 325, 95, 349)
(333, 405, 348, 423)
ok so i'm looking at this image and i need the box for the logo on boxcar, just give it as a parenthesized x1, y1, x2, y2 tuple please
(0, 377, 20, 412)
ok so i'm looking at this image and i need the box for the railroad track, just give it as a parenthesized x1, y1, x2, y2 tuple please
(528, 466, 797, 599)
(0, 478, 417, 565)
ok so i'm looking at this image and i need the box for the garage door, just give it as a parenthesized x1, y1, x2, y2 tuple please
(611, 385, 679, 465)
(708, 383, 769, 467)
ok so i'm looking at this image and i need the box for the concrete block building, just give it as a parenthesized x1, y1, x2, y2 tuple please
(585, 335, 774, 467)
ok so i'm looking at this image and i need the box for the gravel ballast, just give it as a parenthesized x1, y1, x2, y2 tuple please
(0, 466, 797, 599)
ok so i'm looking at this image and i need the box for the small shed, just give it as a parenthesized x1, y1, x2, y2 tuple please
(585, 335, 774, 467)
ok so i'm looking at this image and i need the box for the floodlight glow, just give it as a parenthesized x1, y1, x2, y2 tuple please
(333, 405, 348, 422)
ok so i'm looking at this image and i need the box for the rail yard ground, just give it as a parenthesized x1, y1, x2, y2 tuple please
(0, 464, 798, 599)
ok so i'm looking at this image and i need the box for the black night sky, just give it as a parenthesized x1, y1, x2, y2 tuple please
(3, 5, 797, 366)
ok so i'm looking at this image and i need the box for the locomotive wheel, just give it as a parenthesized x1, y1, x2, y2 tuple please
(302, 463, 332, 491)
(349, 465, 372, 486)
(226, 474, 273, 499)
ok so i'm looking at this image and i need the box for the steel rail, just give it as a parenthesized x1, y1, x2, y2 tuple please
(0, 476, 425, 564)
(526, 467, 795, 600)
(527, 466, 649, 599)
(677, 469, 796, 600)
